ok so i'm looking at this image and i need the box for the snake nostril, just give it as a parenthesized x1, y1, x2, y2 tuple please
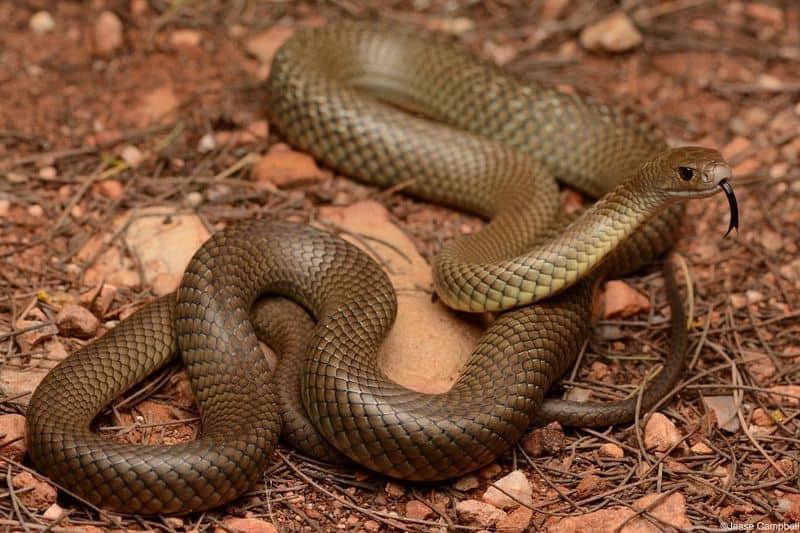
(712, 163, 733, 184)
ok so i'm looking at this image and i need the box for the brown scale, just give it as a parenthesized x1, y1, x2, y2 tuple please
(27, 23, 737, 514)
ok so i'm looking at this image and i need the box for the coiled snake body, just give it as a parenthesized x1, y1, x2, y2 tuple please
(26, 23, 734, 514)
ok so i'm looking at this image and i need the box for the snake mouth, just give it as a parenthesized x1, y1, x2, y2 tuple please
(720, 178, 739, 236)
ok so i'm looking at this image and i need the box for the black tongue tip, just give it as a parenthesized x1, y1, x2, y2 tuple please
(720, 179, 739, 237)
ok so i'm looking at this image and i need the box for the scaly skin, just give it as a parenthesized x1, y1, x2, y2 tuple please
(26, 23, 733, 513)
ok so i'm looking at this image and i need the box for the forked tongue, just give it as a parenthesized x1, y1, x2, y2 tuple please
(720, 179, 738, 236)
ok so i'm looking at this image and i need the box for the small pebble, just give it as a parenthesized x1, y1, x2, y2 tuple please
(197, 133, 217, 153)
(186, 191, 203, 207)
(453, 474, 480, 491)
(598, 442, 625, 458)
(29, 11, 55, 34)
(94, 11, 124, 56)
(55, 304, 100, 339)
(120, 145, 144, 167)
(38, 166, 57, 179)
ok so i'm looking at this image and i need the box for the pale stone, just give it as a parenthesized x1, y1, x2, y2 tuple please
(14, 320, 58, 352)
(134, 86, 179, 127)
(580, 12, 643, 53)
(170, 29, 202, 47)
(79, 207, 210, 290)
(95, 179, 124, 199)
(385, 481, 405, 498)
(55, 304, 99, 338)
(245, 26, 295, 64)
(0, 414, 27, 463)
(42, 503, 64, 521)
(482, 470, 532, 509)
(548, 492, 690, 532)
(38, 166, 57, 179)
(598, 442, 625, 458)
(94, 11, 124, 56)
(120, 145, 144, 167)
(216, 517, 277, 533)
(702, 396, 740, 432)
(455, 500, 507, 527)
(29, 11, 55, 34)
(768, 385, 800, 406)
(690, 441, 713, 454)
(643, 413, 683, 452)
(453, 475, 480, 491)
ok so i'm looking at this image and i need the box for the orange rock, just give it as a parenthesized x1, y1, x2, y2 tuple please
(478, 463, 502, 479)
(134, 86, 179, 127)
(79, 284, 117, 316)
(405, 500, 434, 520)
(0, 414, 26, 464)
(362, 520, 380, 532)
(55, 304, 99, 339)
(455, 499, 507, 527)
(385, 480, 405, 498)
(580, 11, 642, 52)
(548, 492, 690, 532)
(750, 408, 775, 427)
(95, 179, 124, 200)
(151, 272, 181, 296)
(170, 29, 202, 47)
(540, 0, 570, 20)
(521, 421, 565, 457)
(483, 40, 517, 66)
(11, 472, 57, 511)
(768, 385, 800, 406)
(245, 26, 295, 65)
(453, 474, 480, 491)
(778, 494, 800, 520)
(643, 413, 683, 452)
(690, 440, 713, 454)
(214, 120, 269, 147)
(216, 517, 278, 533)
(250, 147, 325, 188)
(598, 442, 625, 458)
(575, 474, 602, 498)
(744, 2, 784, 25)
(496, 506, 533, 532)
(14, 320, 58, 352)
(602, 280, 650, 318)
(93, 11, 123, 56)
(634, 492, 692, 529)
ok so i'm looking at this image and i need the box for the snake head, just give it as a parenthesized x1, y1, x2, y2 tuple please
(655, 146, 738, 235)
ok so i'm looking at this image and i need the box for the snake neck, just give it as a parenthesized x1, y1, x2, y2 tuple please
(433, 164, 676, 312)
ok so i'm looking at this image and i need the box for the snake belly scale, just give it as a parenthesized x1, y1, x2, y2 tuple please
(25, 22, 733, 514)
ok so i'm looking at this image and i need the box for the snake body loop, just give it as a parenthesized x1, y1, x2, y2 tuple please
(26, 23, 731, 513)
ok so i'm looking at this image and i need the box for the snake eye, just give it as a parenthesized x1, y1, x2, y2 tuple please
(678, 166, 695, 181)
